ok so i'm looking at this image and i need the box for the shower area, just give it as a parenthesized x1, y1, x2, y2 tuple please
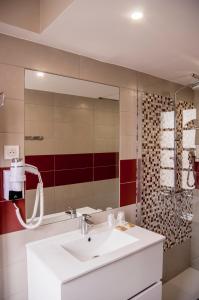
(139, 75, 199, 299)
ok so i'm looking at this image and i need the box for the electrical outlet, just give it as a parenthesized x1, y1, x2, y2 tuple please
(4, 145, 20, 160)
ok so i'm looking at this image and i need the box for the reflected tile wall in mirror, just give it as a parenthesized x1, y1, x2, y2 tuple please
(24, 70, 120, 220)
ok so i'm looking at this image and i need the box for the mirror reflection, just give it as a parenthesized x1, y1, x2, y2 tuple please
(24, 70, 119, 222)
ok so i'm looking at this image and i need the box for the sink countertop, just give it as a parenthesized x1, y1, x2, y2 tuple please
(26, 224, 165, 284)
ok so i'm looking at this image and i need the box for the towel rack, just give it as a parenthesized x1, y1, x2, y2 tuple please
(25, 136, 44, 141)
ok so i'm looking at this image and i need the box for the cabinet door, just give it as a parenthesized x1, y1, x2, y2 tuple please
(130, 282, 162, 300)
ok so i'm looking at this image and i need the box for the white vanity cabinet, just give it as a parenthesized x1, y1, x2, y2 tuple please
(60, 243, 163, 300)
(131, 282, 162, 300)
(27, 225, 164, 300)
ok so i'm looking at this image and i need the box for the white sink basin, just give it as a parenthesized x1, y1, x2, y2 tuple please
(62, 229, 138, 261)
(26, 223, 165, 286)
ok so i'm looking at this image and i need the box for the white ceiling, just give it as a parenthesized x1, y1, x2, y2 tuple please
(0, 0, 199, 85)
(25, 69, 119, 100)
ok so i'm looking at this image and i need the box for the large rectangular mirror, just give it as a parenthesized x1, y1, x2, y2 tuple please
(24, 70, 119, 222)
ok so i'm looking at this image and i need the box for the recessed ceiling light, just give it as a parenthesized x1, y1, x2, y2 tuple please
(131, 11, 143, 20)
(36, 72, 45, 78)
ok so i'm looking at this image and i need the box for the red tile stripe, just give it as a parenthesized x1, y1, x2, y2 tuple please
(0, 199, 25, 234)
(55, 168, 93, 186)
(120, 159, 137, 206)
(25, 153, 119, 190)
(0, 156, 137, 235)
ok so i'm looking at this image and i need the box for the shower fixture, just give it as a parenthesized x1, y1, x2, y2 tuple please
(174, 74, 199, 190)
(0, 91, 5, 107)
(192, 73, 199, 81)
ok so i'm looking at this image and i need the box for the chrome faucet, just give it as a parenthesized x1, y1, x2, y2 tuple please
(80, 214, 93, 235)
(65, 207, 77, 219)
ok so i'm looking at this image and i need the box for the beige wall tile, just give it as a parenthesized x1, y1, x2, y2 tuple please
(95, 124, 118, 140)
(94, 137, 119, 153)
(137, 71, 179, 96)
(26, 187, 55, 218)
(93, 179, 119, 210)
(120, 88, 137, 113)
(0, 99, 24, 133)
(174, 86, 194, 103)
(54, 185, 75, 213)
(54, 106, 75, 123)
(120, 111, 137, 137)
(54, 106, 93, 125)
(72, 132, 94, 153)
(53, 122, 73, 140)
(80, 56, 137, 89)
(94, 110, 118, 126)
(137, 74, 193, 102)
(0, 34, 80, 78)
(0, 224, 28, 270)
(163, 240, 191, 282)
(24, 121, 31, 136)
(0, 133, 24, 167)
(25, 138, 54, 155)
(94, 98, 119, 113)
(120, 135, 137, 160)
(24, 89, 54, 106)
(0, 63, 24, 100)
(72, 182, 94, 209)
(25, 103, 53, 122)
(0, 260, 27, 299)
(191, 222, 199, 265)
(54, 180, 119, 213)
(54, 93, 94, 110)
(29, 120, 54, 139)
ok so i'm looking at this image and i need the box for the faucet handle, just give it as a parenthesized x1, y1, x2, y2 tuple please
(82, 213, 91, 220)
(65, 207, 76, 218)
(81, 214, 93, 225)
(65, 206, 73, 214)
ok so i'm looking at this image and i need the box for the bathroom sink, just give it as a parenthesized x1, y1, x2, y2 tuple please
(62, 229, 138, 261)
(27, 223, 165, 290)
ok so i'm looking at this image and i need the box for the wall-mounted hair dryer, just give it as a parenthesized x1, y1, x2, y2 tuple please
(187, 150, 196, 188)
(3, 159, 44, 229)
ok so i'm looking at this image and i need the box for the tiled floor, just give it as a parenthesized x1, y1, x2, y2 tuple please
(163, 267, 199, 300)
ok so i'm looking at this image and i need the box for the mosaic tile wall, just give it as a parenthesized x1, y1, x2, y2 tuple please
(141, 93, 194, 250)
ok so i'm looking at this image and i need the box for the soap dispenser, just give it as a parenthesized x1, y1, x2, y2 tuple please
(107, 211, 115, 228)
(116, 211, 125, 225)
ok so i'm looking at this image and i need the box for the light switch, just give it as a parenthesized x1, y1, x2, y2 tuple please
(4, 145, 20, 160)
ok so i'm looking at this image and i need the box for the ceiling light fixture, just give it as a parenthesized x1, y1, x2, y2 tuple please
(36, 72, 45, 78)
(131, 11, 143, 20)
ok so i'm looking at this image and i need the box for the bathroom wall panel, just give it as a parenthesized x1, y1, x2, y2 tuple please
(26, 170, 55, 190)
(0, 34, 80, 78)
(94, 152, 119, 166)
(79, 56, 137, 90)
(137, 71, 178, 96)
(0, 63, 24, 100)
(55, 153, 93, 170)
(25, 154, 54, 171)
(120, 88, 137, 113)
(120, 159, 137, 206)
(120, 159, 136, 183)
(0, 133, 24, 168)
(25, 153, 119, 190)
(0, 199, 25, 234)
(0, 99, 24, 134)
(0, 33, 188, 299)
(120, 182, 137, 207)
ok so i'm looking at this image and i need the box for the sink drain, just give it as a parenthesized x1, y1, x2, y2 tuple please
(92, 255, 100, 259)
